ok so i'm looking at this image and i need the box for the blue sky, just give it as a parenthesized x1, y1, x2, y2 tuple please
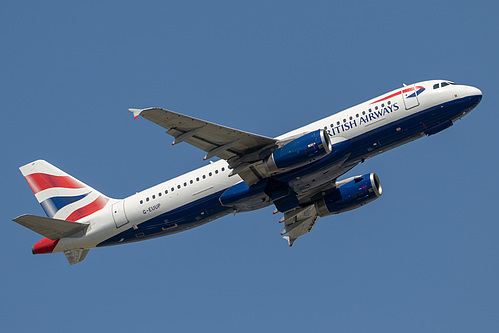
(1, 1, 498, 332)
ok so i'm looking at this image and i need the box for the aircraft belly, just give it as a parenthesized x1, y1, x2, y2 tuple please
(96, 190, 232, 247)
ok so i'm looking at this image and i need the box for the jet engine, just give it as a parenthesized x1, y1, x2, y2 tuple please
(315, 173, 382, 216)
(264, 129, 333, 174)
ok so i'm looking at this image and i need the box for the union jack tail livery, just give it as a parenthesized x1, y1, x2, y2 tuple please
(20, 160, 110, 221)
(14, 160, 112, 264)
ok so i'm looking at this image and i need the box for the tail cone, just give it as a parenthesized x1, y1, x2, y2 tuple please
(32, 238, 59, 254)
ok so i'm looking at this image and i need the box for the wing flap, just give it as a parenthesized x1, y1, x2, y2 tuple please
(13, 214, 89, 240)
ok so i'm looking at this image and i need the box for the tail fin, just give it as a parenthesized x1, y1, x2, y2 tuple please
(20, 160, 110, 222)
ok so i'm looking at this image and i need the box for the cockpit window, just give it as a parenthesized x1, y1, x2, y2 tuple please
(434, 81, 456, 89)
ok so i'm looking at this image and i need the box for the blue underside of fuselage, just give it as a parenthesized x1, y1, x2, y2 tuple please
(97, 189, 232, 247)
(97, 94, 481, 248)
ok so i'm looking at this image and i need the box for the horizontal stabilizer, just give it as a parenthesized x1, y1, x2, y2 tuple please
(64, 249, 89, 265)
(12, 214, 88, 240)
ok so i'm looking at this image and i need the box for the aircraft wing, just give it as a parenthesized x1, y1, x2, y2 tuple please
(280, 204, 319, 246)
(130, 107, 277, 185)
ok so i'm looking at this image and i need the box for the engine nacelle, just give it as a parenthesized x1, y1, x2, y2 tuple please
(264, 129, 332, 174)
(315, 173, 382, 216)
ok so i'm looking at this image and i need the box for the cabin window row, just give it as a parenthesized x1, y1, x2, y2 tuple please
(139, 167, 226, 204)
(328, 101, 391, 127)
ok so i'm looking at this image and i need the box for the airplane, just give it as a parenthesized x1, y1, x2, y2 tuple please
(12, 79, 482, 265)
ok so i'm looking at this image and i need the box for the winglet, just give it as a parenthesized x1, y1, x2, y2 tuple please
(283, 236, 293, 247)
(129, 108, 144, 119)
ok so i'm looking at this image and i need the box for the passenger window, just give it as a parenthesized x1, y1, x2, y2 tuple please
(171, 187, 174, 192)
(140, 200, 143, 204)
(215, 170, 219, 174)
(375, 106, 378, 110)
(441, 82, 449, 87)
(362, 111, 366, 115)
(177, 185, 181, 189)
(183, 182, 187, 187)
(203, 175, 206, 179)
(387, 101, 391, 105)
(343, 119, 346, 123)
(349, 116, 352, 120)
(356, 114, 359, 118)
(369, 108, 372, 112)
(152, 195, 155, 199)
(381, 103, 384, 107)
(336, 121, 340, 125)
(196, 177, 199, 181)
(146, 197, 149, 202)
(165, 190, 168, 194)
(222, 167, 225, 172)
(209, 172, 212, 177)
(158, 192, 162, 197)
(190, 180, 193, 184)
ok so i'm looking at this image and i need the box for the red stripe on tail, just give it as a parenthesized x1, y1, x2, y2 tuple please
(66, 196, 109, 222)
(25, 173, 85, 194)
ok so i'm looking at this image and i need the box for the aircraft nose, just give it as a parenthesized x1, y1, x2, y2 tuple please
(464, 85, 482, 109)
(467, 86, 482, 98)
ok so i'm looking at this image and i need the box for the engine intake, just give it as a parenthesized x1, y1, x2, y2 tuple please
(315, 173, 382, 216)
(265, 129, 332, 174)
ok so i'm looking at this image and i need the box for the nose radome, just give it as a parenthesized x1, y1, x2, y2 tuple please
(467, 86, 482, 97)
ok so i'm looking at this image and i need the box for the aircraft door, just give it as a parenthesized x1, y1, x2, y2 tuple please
(112, 200, 129, 228)
(402, 85, 420, 110)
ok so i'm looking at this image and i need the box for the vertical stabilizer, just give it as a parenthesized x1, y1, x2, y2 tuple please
(20, 160, 110, 221)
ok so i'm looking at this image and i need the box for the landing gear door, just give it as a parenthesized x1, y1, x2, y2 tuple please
(402, 85, 420, 110)
(112, 201, 129, 228)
